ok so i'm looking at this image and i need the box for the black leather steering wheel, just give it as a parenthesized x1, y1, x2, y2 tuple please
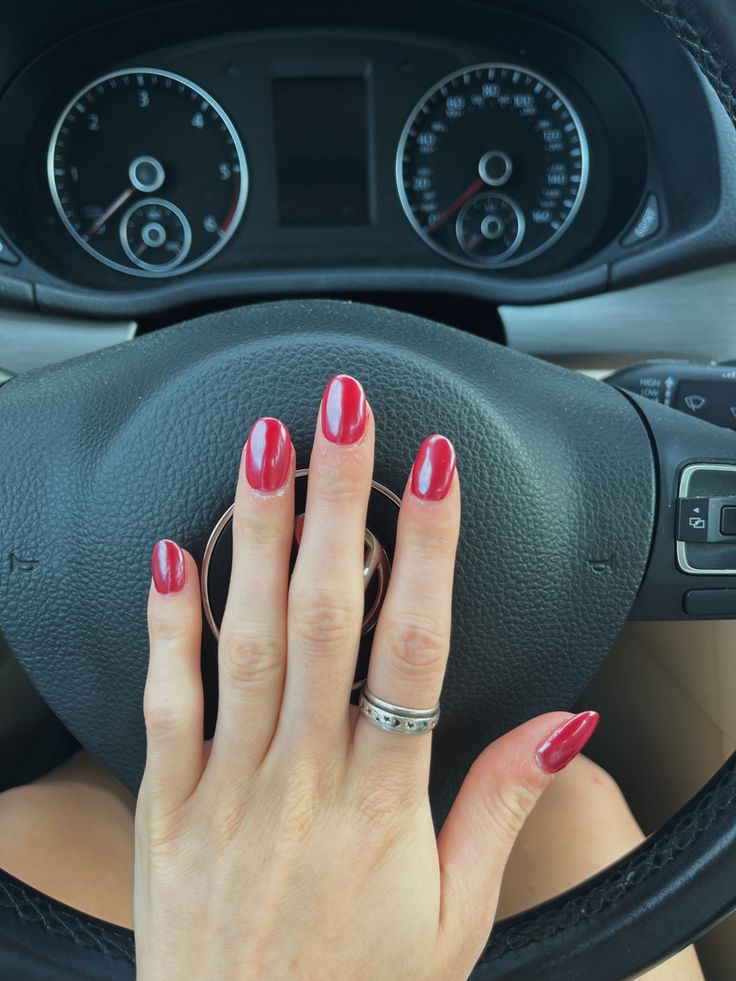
(2, 3, 736, 978)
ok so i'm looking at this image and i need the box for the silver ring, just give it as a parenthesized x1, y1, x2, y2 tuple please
(358, 685, 440, 735)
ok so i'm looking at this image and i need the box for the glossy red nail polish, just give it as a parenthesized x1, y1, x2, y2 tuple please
(535, 710, 600, 774)
(321, 375, 367, 445)
(411, 434, 457, 501)
(151, 539, 186, 595)
(245, 417, 291, 492)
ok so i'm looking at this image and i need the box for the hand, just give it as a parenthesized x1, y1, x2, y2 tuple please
(134, 374, 598, 980)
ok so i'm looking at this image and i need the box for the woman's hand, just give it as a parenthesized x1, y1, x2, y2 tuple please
(134, 374, 598, 980)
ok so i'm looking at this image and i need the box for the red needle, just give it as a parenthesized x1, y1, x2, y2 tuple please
(84, 186, 136, 240)
(428, 177, 485, 232)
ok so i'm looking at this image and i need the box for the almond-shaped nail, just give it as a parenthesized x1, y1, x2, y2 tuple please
(535, 710, 599, 774)
(411, 434, 457, 501)
(245, 417, 291, 492)
(321, 375, 367, 445)
(152, 539, 186, 595)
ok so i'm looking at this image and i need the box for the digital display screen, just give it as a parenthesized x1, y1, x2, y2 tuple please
(272, 77, 369, 225)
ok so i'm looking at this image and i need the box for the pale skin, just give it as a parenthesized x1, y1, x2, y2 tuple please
(0, 378, 703, 979)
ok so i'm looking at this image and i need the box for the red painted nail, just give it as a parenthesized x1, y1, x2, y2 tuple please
(411, 435, 457, 501)
(245, 417, 291, 492)
(151, 539, 186, 595)
(321, 375, 367, 445)
(535, 710, 600, 774)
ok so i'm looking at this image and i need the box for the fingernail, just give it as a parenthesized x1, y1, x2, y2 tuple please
(535, 710, 600, 774)
(152, 539, 186, 595)
(245, 417, 291, 492)
(411, 434, 457, 501)
(321, 375, 367, 445)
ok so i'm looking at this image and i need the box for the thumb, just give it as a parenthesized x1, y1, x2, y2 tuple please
(436, 710, 599, 963)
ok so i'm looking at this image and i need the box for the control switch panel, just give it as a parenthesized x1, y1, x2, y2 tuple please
(677, 465, 736, 574)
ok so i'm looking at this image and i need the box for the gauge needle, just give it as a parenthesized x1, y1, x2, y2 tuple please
(428, 177, 484, 232)
(84, 187, 136, 240)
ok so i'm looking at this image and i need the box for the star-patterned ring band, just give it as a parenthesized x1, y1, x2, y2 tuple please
(358, 685, 440, 735)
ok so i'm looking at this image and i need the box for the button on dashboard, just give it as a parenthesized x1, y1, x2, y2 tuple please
(0, 234, 19, 265)
(721, 507, 736, 536)
(621, 193, 660, 247)
(684, 589, 736, 616)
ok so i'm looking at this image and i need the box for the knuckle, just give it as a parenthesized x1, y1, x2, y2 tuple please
(278, 786, 321, 846)
(311, 467, 365, 510)
(219, 625, 283, 688)
(349, 777, 417, 858)
(135, 798, 186, 855)
(353, 778, 413, 827)
(213, 787, 253, 848)
(403, 521, 457, 559)
(232, 506, 288, 550)
(290, 585, 358, 652)
(487, 782, 539, 843)
(264, 765, 323, 848)
(143, 690, 196, 740)
(148, 613, 189, 646)
(381, 617, 447, 678)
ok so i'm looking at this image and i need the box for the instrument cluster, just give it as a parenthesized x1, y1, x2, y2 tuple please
(47, 57, 596, 280)
(0, 13, 666, 306)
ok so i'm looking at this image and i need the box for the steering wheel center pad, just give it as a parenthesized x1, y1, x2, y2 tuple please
(0, 300, 655, 818)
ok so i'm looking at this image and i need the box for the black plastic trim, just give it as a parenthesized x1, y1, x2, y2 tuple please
(621, 393, 736, 619)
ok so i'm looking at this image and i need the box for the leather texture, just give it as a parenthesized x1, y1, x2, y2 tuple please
(642, 0, 736, 124)
(0, 868, 134, 979)
(481, 751, 736, 978)
(0, 300, 654, 820)
(0, 299, 655, 977)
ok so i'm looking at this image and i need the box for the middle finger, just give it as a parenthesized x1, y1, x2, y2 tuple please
(279, 375, 374, 749)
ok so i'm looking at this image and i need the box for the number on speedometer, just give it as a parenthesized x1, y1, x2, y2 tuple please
(396, 64, 589, 268)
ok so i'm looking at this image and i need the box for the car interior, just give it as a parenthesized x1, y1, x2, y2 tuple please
(2, 0, 736, 978)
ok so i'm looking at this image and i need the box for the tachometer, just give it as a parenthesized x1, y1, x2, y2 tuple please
(48, 68, 247, 277)
(396, 64, 589, 268)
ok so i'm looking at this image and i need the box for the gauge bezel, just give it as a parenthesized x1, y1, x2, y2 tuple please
(455, 191, 525, 265)
(395, 62, 590, 270)
(47, 67, 249, 278)
(119, 197, 192, 272)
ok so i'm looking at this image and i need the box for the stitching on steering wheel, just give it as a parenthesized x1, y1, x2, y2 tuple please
(641, 0, 736, 125)
(0, 869, 135, 964)
(482, 752, 736, 961)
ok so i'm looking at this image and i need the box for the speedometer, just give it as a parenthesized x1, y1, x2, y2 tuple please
(48, 68, 247, 278)
(396, 64, 589, 268)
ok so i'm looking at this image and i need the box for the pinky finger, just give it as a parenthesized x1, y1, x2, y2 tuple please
(144, 540, 204, 808)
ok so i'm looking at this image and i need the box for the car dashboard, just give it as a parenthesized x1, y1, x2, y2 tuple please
(0, 0, 733, 334)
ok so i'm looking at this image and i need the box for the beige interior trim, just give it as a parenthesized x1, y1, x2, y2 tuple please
(0, 309, 136, 374)
(501, 261, 736, 367)
(581, 621, 736, 980)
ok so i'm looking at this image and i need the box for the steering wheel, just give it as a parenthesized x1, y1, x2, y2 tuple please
(3, 4, 736, 978)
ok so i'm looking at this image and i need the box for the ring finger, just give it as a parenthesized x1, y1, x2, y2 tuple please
(353, 434, 459, 784)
